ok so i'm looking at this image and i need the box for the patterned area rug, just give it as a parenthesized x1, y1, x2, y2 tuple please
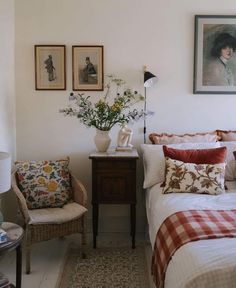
(56, 244, 150, 288)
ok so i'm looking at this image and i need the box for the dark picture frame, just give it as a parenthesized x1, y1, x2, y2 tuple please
(193, 15, 236, 94)
(72, 45, 104, 91)
(35, 45, 66, 90)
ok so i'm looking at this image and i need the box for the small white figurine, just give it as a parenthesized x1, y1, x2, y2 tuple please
(117, 125, 133, 150)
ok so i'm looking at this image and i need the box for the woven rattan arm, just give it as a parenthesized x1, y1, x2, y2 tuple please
(11, 172, 30, 224)
(70, 173, 88, 207)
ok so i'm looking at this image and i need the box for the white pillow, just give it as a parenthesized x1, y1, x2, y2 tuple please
(220, 141, 236, 181)
(141, 142, 221, 189)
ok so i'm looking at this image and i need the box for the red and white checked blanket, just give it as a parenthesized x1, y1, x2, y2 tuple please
(151, 209, 236, 288)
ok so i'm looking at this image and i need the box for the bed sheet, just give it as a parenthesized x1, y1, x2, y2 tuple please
(146, 182, 236, 288)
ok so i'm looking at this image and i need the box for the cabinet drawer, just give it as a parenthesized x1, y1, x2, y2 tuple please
(95, 160, 135, 170)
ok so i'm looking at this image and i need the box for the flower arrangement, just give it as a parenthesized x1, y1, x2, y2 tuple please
(60, 75, 145, 131)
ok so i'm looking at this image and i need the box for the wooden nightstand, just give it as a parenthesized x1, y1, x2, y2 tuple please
(89, 149, 139, 249)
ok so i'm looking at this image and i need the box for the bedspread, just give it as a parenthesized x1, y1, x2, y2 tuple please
(151, 209, 236, 288)
(146, 183, 236, 288)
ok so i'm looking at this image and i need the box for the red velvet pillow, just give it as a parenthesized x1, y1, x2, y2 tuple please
(163, 146, 227, 164)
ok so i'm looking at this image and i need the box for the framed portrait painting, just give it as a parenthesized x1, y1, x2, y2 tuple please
(35, 45, 66, 90)
(193, 15, 236, 94)
(72, 45, 104, 91)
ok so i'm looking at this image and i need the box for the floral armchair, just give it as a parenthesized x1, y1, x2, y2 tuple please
(11, 163, 87, 274)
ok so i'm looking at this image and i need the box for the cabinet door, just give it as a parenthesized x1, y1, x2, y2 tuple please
(96, 170, 135, 203)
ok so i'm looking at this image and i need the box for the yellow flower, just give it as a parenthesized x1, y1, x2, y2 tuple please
(111, 103, 122, 112)
(43, 165, 53, 173)
(95, 100, 105, 108)
(47, 180, 58, 192)
(38, 177, 46, 185)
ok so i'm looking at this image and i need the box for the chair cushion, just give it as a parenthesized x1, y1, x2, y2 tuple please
(28, 202, 87, 224)
(15, 158, 72, 209)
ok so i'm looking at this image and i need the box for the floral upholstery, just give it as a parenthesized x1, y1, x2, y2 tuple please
(15, 158, 72, 209)
(163, 157, 225, 195)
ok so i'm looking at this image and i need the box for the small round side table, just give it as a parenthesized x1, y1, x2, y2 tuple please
(0, 222, 24, 288)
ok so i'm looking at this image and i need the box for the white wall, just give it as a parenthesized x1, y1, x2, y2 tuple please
(15, 0, 236, 232)
(0, 0, 16, 221)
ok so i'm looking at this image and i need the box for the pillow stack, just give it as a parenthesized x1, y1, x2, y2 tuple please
(162, 146, 227, 195)
(141, 142, 221, 189)
(142, 130, 236, 193)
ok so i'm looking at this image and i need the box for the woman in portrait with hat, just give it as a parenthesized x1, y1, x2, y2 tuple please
(203, 32, 236, 86)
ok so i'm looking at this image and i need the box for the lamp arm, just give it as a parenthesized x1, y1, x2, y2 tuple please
(144, 86, 147, 143)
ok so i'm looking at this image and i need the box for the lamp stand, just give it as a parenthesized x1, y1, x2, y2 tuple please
(144, 86, 147, 143)
(143, 66, 158, 144)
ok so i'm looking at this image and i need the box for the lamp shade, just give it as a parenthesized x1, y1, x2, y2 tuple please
(144, 71, 158, 88)
(0, 152, 11, 193)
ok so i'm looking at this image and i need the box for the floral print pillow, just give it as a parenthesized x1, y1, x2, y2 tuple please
(163, 157, 225, 195)
(15, 158, 72, 209)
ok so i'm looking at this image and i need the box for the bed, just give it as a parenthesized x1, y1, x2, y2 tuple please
(141, 134, 236, 288)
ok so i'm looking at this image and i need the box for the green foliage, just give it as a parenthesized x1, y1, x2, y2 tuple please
(60, 75, 144, 131)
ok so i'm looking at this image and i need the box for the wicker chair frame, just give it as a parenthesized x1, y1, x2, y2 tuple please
(11, 171, 87, 274)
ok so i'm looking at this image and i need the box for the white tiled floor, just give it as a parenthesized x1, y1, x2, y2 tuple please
(0, 233, 155, 288)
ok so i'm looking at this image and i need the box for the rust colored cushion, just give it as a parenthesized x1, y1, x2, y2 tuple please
(149, 131, 218, 145)
(163, 146, 227, 164)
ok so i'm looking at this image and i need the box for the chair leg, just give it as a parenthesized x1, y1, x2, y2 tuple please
(81, 217, 86, 259)
(25, 227, 31, 274)
(26, 246, 31, 274)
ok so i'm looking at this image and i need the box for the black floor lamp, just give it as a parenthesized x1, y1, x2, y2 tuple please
(143, 66, 158, 143)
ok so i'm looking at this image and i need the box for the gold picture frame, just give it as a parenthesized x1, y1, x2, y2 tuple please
(72, 45, 104, 91)
(35, 45, 66, 90)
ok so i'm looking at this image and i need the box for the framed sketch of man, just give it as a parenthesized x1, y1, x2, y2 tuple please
(193, 15, 236, 94)
(72, 45, 104, 91)
(35, 45, 66, 90)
